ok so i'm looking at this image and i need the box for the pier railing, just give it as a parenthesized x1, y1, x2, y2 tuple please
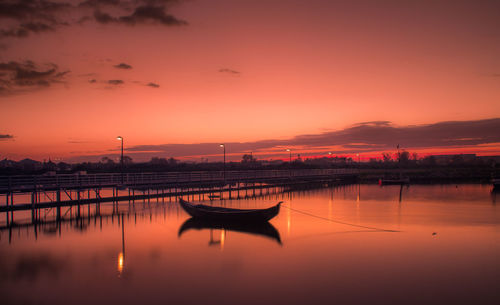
(0, 169, 356, 193)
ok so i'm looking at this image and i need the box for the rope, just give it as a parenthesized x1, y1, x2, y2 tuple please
(281, 205, 400, 232)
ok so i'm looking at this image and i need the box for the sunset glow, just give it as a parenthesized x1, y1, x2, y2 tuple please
(1, 0, 499, 162)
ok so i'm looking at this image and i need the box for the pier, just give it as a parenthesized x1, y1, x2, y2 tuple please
(0, 169, 357, 224)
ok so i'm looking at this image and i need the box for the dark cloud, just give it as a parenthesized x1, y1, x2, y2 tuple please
(114, 62, 132, 69)
(123, 118, 500, 158)
(0, 134, 14, 140)
(219, 68, 240, 75)
(0, 22, 55, 38)
(0, 1, 71, 21)
(0, 1, 187, 39)
(146, 82, 159, 88)
(118, 5, 187, 26)
(0, 1, 71, 38)
(78, 0, 122, 8)
(89, 78, 97, 83)
(108, 79, 123, 85)
(93, 5, 187, 26)
(93, 10, 115, 24)
(0, 61, 69, 95)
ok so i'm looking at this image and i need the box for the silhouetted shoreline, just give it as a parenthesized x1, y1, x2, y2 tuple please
(1, 154, 498, 183)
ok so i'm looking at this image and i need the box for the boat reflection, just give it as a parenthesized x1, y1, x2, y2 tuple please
(178, 218, 282, 245)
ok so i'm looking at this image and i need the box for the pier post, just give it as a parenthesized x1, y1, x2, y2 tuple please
(5, 193, 9, 226)
(31, 190, 36, 224)
(56, 189, 61, 221)
(77, 190, 81, 218)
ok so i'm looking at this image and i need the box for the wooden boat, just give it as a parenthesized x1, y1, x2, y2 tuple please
(179, 198, 281, 222)
(178, 218, 282, 244)
(379, 177, 410, 185)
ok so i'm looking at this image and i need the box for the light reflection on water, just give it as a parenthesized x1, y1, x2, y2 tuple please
(1, 184, 499, 305)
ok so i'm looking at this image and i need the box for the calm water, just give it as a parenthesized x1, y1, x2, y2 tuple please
(1, 184, 499, 305)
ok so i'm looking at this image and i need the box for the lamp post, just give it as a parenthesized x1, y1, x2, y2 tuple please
(117, 136, 124, 184)
(220, 144, 225, 182)
(286, 148, 292, 177)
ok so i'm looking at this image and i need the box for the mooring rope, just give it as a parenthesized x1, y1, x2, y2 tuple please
(281, 205, 400, 232)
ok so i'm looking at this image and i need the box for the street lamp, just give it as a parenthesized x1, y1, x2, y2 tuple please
(117, 136, 124, 184)
(220, 144, 225, 182)
(286, 149, 291, 164)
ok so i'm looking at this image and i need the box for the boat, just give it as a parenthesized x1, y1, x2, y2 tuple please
(178, 198, 281, 222)
(493, 178, 500, 190)
(178, 218, 282, 244)
(379, 177, 410, 185)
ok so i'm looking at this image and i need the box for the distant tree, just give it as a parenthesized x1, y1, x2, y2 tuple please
(150, 157, 168, 165)
(382, 153, 392, 162)
(422, 155, 436, 166)
(399, 150, 410, 163)
(168, 157, 178, 165)
(122, 156, 133, 164)
(101, 157, 114, 164)
(241, 154, 256, 163)
(411, 152, 419, 161)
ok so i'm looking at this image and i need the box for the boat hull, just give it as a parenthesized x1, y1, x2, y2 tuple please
(179, 198, 281, 222)
(379, 178, 410, 185)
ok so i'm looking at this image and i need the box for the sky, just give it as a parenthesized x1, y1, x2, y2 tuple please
(0, 0, 499, 162)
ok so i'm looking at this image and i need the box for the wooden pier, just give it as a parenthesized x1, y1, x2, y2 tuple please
(0, 169, 357, 225)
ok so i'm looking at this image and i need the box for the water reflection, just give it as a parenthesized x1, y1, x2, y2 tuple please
(118, 214, 125, 276)
(178, 218, 282, 245)
(117, 252, 124, 274)
(1, 184, 498, 305)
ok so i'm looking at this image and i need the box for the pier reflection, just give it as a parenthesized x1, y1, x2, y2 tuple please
(178, 218, 282, 245)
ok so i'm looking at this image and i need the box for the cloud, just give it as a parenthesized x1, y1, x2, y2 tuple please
(0, 22, 56, 38)
(0, 1, 71, 38)
(219, 68, 240, 75)
(117, 5, 187, 26)
(0, 60, 69, 95)
(93, 5, 188, 26)
(146, 82, 159, 88)
(0, 1, 187, 39)
(78, 0, 122, 8)
(114, 62, 132, 69)
(0, 1, 71, 21)
(108, 79, 123, 85)
(122, 118, 500, 159)
(0, 134, 14, 140)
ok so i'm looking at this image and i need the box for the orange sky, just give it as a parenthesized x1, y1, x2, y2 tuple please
(1, 0, 500, 162)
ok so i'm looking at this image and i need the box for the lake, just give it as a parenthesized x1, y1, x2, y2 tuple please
(1, 184, 499, 305)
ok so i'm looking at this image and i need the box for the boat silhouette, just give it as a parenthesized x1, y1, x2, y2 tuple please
(178, 217, 282, 245)
(179, 198, 281, 222)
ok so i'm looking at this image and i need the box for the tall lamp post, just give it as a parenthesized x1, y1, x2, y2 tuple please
(117, 136, 124, 184)
(220, 144, 225, 182)
(286, 148, 292, 177)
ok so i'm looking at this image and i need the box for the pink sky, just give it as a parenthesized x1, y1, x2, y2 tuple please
(0, 0, 499, 162)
